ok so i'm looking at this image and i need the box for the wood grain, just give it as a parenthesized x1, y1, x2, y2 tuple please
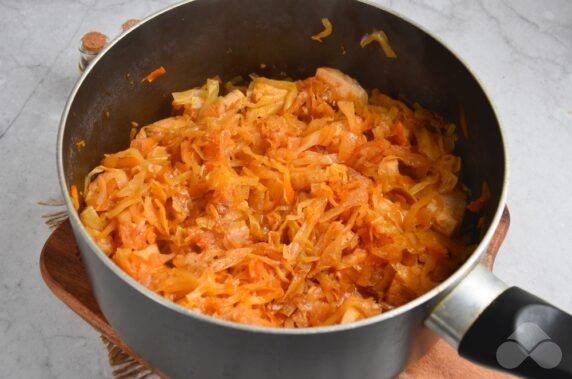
(40, 208, 511, 378)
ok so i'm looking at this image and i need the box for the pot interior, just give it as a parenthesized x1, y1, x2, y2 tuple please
(61, 0, 505, 247)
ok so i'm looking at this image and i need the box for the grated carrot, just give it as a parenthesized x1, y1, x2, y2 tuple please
(467, 182, 490, 212)
(70, 185, 80, 211)
(142, 66, 166, 83)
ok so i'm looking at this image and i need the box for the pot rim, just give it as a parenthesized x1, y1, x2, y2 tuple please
(57, 0, 509, 335)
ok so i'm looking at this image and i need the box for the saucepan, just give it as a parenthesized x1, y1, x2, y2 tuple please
(56, 0, 572, 377)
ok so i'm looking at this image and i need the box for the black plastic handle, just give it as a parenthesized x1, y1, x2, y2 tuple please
(459, 287, 572, 378)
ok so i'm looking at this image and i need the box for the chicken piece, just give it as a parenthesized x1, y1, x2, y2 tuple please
(432, 192, 467, 236)
(316, 67, 368, 104)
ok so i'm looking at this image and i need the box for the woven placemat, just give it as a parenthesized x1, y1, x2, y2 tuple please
(101, 336, 157, 379)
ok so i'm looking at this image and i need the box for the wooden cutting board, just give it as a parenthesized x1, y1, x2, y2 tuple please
(40, 208, 512, 379)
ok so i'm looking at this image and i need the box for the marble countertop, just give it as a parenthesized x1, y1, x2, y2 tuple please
(1, 0, 570, 378)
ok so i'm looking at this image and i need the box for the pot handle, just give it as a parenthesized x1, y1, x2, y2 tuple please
(426, 265, 572, 378)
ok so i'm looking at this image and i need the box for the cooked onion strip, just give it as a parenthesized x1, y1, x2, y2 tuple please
(360, 29, 397, 58)
(311, 18, 333, 42)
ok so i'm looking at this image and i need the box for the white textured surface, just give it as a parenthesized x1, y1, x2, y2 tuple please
(0, 0, 570, 377)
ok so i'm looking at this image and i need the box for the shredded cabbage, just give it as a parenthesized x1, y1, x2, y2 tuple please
(81, 67, 474, 327)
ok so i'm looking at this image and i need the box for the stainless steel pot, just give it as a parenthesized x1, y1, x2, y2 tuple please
(56, 1, 572, 378)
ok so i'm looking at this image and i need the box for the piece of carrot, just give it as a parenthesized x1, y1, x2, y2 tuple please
(142, 66, 166, 83)
(467, 182, 491, 212)
(70, 185, 80, 211)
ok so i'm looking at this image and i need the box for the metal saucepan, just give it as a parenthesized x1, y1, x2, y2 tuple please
(56, 0, 572, 377)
